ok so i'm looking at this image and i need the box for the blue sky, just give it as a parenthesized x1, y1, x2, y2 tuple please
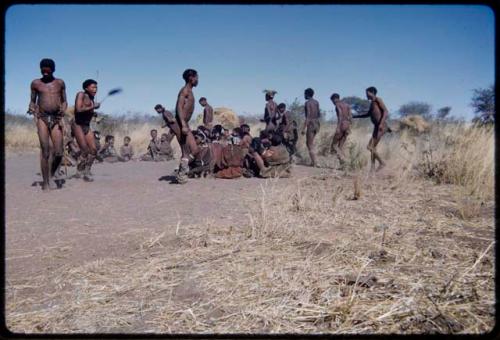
(4, 5, 495, 120)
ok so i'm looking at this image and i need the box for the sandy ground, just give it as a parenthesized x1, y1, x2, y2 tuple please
(5, 153, 495, 334)
(5, 154, 324, 281)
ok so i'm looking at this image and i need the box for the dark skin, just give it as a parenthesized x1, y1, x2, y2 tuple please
(352, 90, 389, 171)
(73, 84, 99, 170)
(155, 105, 181, 140)
(302, 92, 320, 167)
(29, 66, 68, 190)
(176, 74, 200, 161)
(264, 94, 278, 131)
(330, 97, 352, 163)
(200, 99, 214, 129)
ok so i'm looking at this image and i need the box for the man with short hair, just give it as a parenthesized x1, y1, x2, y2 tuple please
(28, 58, 68, 190)
(330, 93, 352, 168)
(262, 90, 278, 131)
(352, 86, 389, 172)
(72, 79, 100, 181)
(199, 97, 214, 130)
(174, 69, 200, 183)
(302, 88, 320, 167)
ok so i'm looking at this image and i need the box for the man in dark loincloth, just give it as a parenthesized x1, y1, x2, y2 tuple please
(28, 58, 68, 190)
(72, 79, 100, 181)
(301, 88, 321, 167)
(174, 69, 200, 184)
(352, 86, 389, 172)
(199, 97, 214, 131)
(330, 93, 352, 168)
(262, 90, 278, 132)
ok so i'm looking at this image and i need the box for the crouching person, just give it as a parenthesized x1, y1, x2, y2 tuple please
(251, 134, 292, 178)
(214, 135, 245, 179)
(188, 129, 212, 178)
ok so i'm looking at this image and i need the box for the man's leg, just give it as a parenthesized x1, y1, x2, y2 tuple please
(306, 127, 318, 167)
(83, 131, 97, 181)
(49, 123, 64, 178)
(72, 124, 90, 178)
(36, 119, 51, 190)
(371, 134, 385, 171)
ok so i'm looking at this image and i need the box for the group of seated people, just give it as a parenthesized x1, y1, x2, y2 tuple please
(186, 119, 299, 180)
(63, 128, 176, 166)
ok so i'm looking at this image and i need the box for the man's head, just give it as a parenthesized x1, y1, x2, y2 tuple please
(160, 133, 168, 142)
(277, 103, 286, 113)
(154, 104, 164, 114)
(330, 93, 340, 104)
(105, 135, 114, 146)
(232, 127, 242, 137)
(212, 124, 224, 140)
(124, 136, 131, 145)
(199, 97, 207, 106)
(271, 133, 283, 146)
(264, 90, 277, 101)
(83, 79, 98, 97)
(182, 69, 198, 87)
(39, 58, 55, 78)
(304, 88, 314, 100)
(94, 131, 101, 140)
(150, 129, 158, 139)
(366, 86, 377, 100)
(240, 124, 250, 134)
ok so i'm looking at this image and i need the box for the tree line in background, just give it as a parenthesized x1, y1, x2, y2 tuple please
(5, 84, 494, 128)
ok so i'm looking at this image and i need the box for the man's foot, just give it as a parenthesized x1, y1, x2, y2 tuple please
(41, 182, 50, 191)
(49, 178, 58, 190)
(83, 175, 94, 182)
(175, 172, 188, 184)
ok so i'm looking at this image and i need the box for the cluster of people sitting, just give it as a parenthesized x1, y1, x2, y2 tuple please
(62, 129, 176, 167)
(185, 120, 298, 179)
(155, 98, 298, 179)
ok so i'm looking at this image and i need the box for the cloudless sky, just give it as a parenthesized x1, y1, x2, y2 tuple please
(4, 5, 495, 120)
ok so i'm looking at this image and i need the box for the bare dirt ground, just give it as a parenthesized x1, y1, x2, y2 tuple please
(5, 154, 324, 279)
(5, 153, 495, 334)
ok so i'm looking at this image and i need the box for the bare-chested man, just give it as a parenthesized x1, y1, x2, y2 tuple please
(72, 79, 100, 182)
(330, 93, 352, 168)
(199, 97, 214, 130)
(352, 86, 389, 172)
(28, 58, 68, 190)
(174, 69, 200, 184)
(262, 90, 278, 131)
(301, 88, 320, 167)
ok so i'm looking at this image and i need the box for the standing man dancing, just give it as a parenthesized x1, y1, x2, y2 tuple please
(352, 86, 389, 172)
(174, 69, 200, 184)
(330, 93, 352, 168)
(302, 88, 320, 167)
(28, 58, 68, 191)
(72, 79, 100, 182)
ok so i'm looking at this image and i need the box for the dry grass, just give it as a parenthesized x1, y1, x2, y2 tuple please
(5, 174, 494, 334)
(5, 115, 495, 334)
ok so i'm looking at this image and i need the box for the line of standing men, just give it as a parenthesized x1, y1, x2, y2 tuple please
(262, 86, 389, 171)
